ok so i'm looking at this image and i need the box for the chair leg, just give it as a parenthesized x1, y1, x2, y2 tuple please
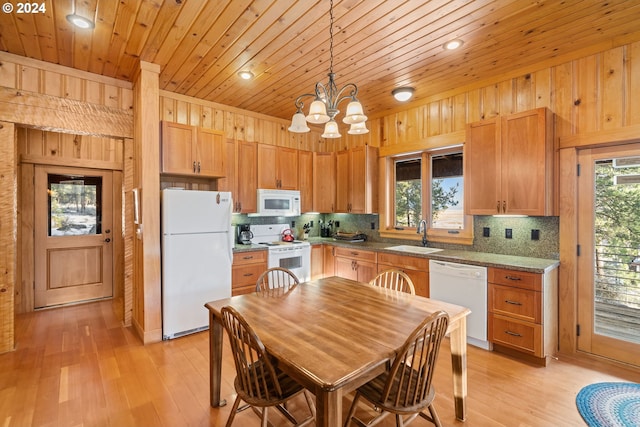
(418, 404, 442, 427)
(225, 395, 242, 427)
(261, 406, 268, 427)
(343, 392, 362, 427)
(303, 390, 317, 419)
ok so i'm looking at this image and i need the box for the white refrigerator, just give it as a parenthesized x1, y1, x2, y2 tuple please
(161, 189, 233, 340)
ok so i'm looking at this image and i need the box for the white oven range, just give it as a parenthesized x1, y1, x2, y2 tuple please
(250, 224, 311, 282)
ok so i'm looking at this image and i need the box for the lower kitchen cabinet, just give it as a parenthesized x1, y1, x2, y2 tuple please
(488, 266, 558, 365)
(334, 247, 377, 283)
(232, 250, 267, 296)
(311, 244, 324, 280)
(377, 252, 430, 297)
(323, 245, 335, 277)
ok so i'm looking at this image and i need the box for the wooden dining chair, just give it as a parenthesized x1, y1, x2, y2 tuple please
(256, 267, 300, 293)
(370, 269, 416, 295)
(220, 306, 316, 427)
(344, 310, 450, 427)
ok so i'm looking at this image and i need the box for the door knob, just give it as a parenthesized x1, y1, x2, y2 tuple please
(104, 238, 111, 243)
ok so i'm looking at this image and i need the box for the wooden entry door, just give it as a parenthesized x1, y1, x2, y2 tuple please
(34, 166, 113, 308)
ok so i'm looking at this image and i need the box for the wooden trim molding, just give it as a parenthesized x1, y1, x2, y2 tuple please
(0, 121, 16, 353)
(378, 130, 465, 157)
(0, 86, 133, 138)
(559, 124, 640, 149)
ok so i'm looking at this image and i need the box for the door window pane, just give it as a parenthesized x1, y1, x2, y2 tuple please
(593, 157, 640, 343)
(48, 174, 102, 236)
(431, 152, 463, 229)
(395, 158, 421, 227)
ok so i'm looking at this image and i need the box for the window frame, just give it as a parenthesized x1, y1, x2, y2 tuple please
(380, 146, 473, 245)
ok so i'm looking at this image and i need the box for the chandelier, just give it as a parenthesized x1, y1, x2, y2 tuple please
(288, 0, 368, 138)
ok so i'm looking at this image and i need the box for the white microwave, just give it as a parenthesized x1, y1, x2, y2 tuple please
(255, 189, 301, 216)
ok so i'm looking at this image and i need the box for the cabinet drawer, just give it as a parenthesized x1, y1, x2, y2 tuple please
(233, 250, 267, 265)
(333, 247, 377, 263)
(489, 283, 541, 323)
(232, 263, 266, 289)
(489, 268, 541, 291)
(377, 253, 429, 271)
(489, 313, 542, 357)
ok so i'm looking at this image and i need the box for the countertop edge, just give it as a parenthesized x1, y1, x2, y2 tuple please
(234, 239, 560, 274)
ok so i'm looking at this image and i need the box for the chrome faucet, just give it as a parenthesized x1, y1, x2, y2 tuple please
(416, 219, 428, 247)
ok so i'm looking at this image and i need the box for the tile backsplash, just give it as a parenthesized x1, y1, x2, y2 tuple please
(233, 213, 559, 260)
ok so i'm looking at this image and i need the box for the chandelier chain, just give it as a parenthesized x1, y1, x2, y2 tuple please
(329, 0, 334, 75)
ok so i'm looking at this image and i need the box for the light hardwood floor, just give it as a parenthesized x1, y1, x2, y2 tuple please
(2, 300, 639, 427)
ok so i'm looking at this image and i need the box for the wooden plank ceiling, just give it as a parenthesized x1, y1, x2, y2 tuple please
(1, 0, 640, 121)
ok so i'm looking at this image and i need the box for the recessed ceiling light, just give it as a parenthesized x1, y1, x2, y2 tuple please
(443, 39, 464, 50)
(238, 70, 254, 80)
(66, 14, 95, 29)
(392, 87, 415, 102)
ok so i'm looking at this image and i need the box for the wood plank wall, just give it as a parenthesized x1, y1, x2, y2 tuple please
(2, 40, 640, 353)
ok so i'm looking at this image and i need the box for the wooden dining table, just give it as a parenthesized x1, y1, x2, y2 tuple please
(205, 276, 471, 427)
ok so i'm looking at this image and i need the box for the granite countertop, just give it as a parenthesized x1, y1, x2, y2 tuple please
(234, 238, 560, 274)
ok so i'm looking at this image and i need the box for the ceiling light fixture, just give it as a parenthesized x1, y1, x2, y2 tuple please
(444, 39, 464, 50)
(238, 70, 254, 80)
(392, 87, 415, 102)
(288, 0, 367, 138)
(66, 14, 94, 29)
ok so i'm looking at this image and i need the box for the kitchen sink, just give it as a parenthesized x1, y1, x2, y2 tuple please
(385, 245, 443, 255)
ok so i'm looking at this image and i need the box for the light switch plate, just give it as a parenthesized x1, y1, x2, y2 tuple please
(505, 228, 513, 239)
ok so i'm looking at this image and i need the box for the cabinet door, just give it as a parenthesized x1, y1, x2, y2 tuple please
(161, 121, 197, 175)
(335, 256, 357, 280)
(465, 118, 501, 215)
(355, 261, 377, 283)
(335, 150, 350, 212)
(237, 141, 257, 213)
(196, 128, 225, 177)
(501, 108, 552, 215)
(278, 147, 299, 190)
(298, 150, 313, 213)
(311, 244, 324, 280)
(323, 245, 335, 277)
(257, 144, 278, 189)
(349, 145, 377, 214)
(217, 139, 236, 196)
(313, 152, 336, 212)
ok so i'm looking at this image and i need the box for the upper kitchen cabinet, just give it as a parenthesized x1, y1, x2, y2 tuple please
(161, 121, 225, 178)
(298, 150, 313, 213)
(465, 108, 555, 216)
(336, 145, 378, 213)
(219, 140, 257, 213)
(313, 152, 336, 213)
(257, 144, 298, 190)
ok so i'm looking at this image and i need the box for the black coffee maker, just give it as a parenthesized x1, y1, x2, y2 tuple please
(237, 224, 253, 245)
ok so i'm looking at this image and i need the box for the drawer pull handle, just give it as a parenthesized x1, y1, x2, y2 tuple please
(505, 300, 522, 306)
(243, 256, 254, 260)
(505, 275, 521, 281)
(504, 330, 522, 337)
(243, 273, 254, 277)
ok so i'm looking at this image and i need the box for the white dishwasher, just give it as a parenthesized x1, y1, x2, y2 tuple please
(429, 260, 491, 350)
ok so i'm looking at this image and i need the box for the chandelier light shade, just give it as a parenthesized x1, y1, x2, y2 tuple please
(321, 120, 341, 138)
(288, 110, 310, 133)
(348, 121, 369, 135)
(392, 87, 415, 102)
(288, 0, 366, 138)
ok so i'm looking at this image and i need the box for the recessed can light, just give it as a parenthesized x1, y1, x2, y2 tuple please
(443, 39, 464, 50)
(66, 14, 95, 29)
(238, 70, 254, 80)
